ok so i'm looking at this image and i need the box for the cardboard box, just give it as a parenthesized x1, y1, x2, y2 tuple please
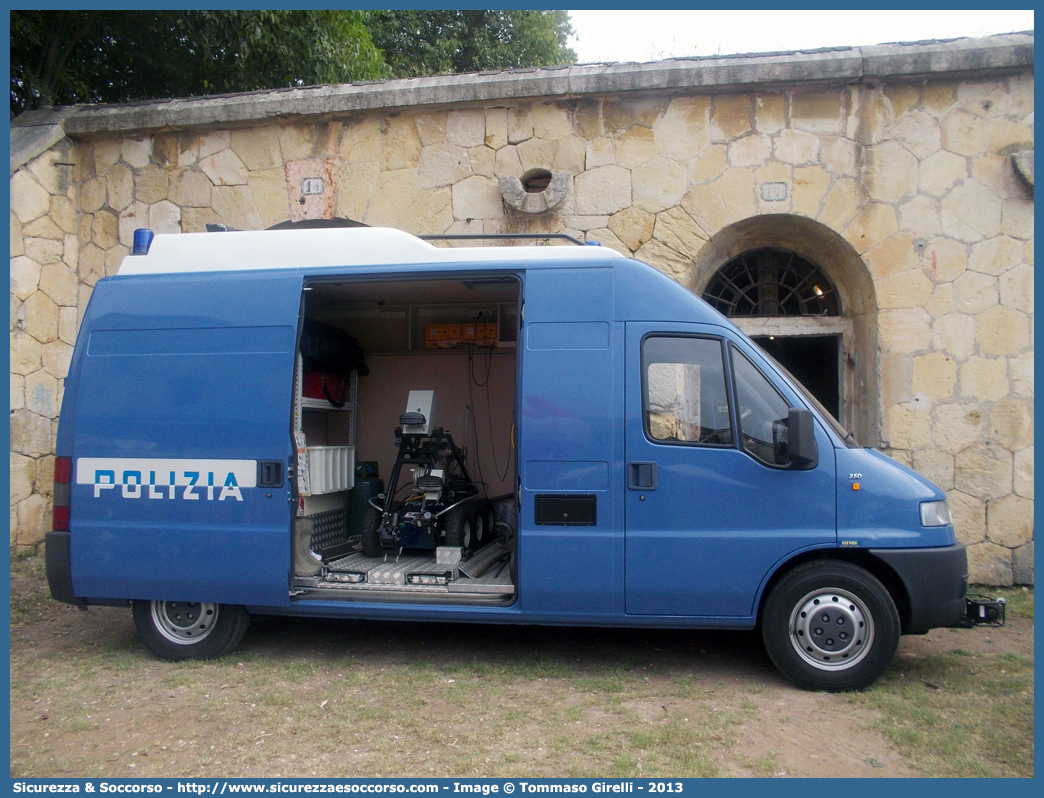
(479, 322, 498, 346)
(425, 323, 461, 348)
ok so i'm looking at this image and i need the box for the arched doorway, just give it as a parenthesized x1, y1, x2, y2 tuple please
(703, 248, 843, 419)
(690, 215, 880, 447)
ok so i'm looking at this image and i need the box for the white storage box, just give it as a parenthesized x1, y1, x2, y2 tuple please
(306, 445, 355, 494)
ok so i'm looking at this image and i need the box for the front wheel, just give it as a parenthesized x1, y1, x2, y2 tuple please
(132, 600, 250, 661)
(761, 561, 900, 691)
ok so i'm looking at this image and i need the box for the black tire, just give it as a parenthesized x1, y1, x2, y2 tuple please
(469, 501, 490, 548)
(493, 501, 516, 543)
(761, 561, 900, 692)
(360, 506, 383, 557)
(443, 506, 472, 549)
(482, 500, 495, 547)
(132, 600, 249, 661)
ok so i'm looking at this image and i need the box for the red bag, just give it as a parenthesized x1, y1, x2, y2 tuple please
(303, 372, 348, 407)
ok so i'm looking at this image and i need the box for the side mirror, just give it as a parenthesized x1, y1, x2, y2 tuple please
(786, 408, 818, 468)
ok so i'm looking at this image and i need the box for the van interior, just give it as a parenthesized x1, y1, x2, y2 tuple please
(291, 273, 521, 605)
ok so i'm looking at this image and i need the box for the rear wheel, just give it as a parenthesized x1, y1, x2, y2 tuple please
(470, 503, 487, 548)
(493, 501, 516, 543)
(444, 506, 472, 549)
(761, 561, 900, 691)
(132, 600, 249, 661)
(480, 500, 495, 548)
(360, 506, 383, 557)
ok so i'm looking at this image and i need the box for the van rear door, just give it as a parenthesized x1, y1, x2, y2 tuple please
(623, 323, 836, 618)
(67, 271, 301, 607)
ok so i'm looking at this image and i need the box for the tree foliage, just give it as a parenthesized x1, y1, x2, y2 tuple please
(10, 10, 385, 115)
(367, 10, 576, 78)
(10, 10, 576, 117)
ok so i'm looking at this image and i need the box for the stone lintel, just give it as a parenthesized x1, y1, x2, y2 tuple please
(731, 316, 853, 338)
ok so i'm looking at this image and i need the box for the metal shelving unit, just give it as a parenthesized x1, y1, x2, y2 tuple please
(293, 353, 358, 446)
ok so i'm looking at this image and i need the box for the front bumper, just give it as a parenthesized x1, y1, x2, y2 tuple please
(870, 543, 968, 634)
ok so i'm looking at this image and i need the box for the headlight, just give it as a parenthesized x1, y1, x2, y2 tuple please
(920, 500, 951, 527)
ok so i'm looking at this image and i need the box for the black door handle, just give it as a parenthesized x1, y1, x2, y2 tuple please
(257, 460, 285, 488)
(629, 462, 657, 490)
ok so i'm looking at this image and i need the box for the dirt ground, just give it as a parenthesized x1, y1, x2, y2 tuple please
(9, 559, 1034, 778)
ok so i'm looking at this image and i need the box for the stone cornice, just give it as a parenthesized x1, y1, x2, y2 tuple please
(9, 32, 1034, 159)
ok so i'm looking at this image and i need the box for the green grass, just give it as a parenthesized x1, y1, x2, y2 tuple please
(845, 587, 1034, 777)
(500, 657, 573, 679)
(986, 586, 1034, 619)
(847, 646, 1034, 777)
(578, 675, 627, 693)
(746, 750, 781, 777)
(10, 555, 1035, 779)
(282, 661, 318, 681)
(623, 710, 744, 776)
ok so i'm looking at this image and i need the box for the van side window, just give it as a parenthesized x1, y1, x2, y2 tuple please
(731, 346, 792, 466)
(643, 336, 733, 446)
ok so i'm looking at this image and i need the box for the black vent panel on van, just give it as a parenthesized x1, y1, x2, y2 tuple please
(534, 495, 597, 526)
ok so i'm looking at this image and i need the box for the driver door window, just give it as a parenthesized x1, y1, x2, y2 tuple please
(642, 336, 733, 446)
(732, 347, 792, 467)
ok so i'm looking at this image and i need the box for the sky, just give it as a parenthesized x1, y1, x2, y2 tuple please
(567, 10, 1034, 64)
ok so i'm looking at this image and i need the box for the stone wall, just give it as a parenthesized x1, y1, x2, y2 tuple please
(9, 36, 1034, 584)
(10, 138, 80, 549)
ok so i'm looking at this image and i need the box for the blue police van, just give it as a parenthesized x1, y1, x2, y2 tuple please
(47, 226, 980, 691)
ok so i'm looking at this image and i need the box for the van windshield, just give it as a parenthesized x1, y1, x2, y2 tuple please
(761, 352, 860, 448)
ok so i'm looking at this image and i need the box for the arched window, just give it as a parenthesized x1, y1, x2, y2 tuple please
(702, 248, 840, 317)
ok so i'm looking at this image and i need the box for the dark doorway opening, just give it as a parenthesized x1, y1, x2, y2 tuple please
(752, 335, 840, 421)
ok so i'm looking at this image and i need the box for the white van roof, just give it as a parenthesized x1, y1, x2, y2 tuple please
(117, 227, 623, 276)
